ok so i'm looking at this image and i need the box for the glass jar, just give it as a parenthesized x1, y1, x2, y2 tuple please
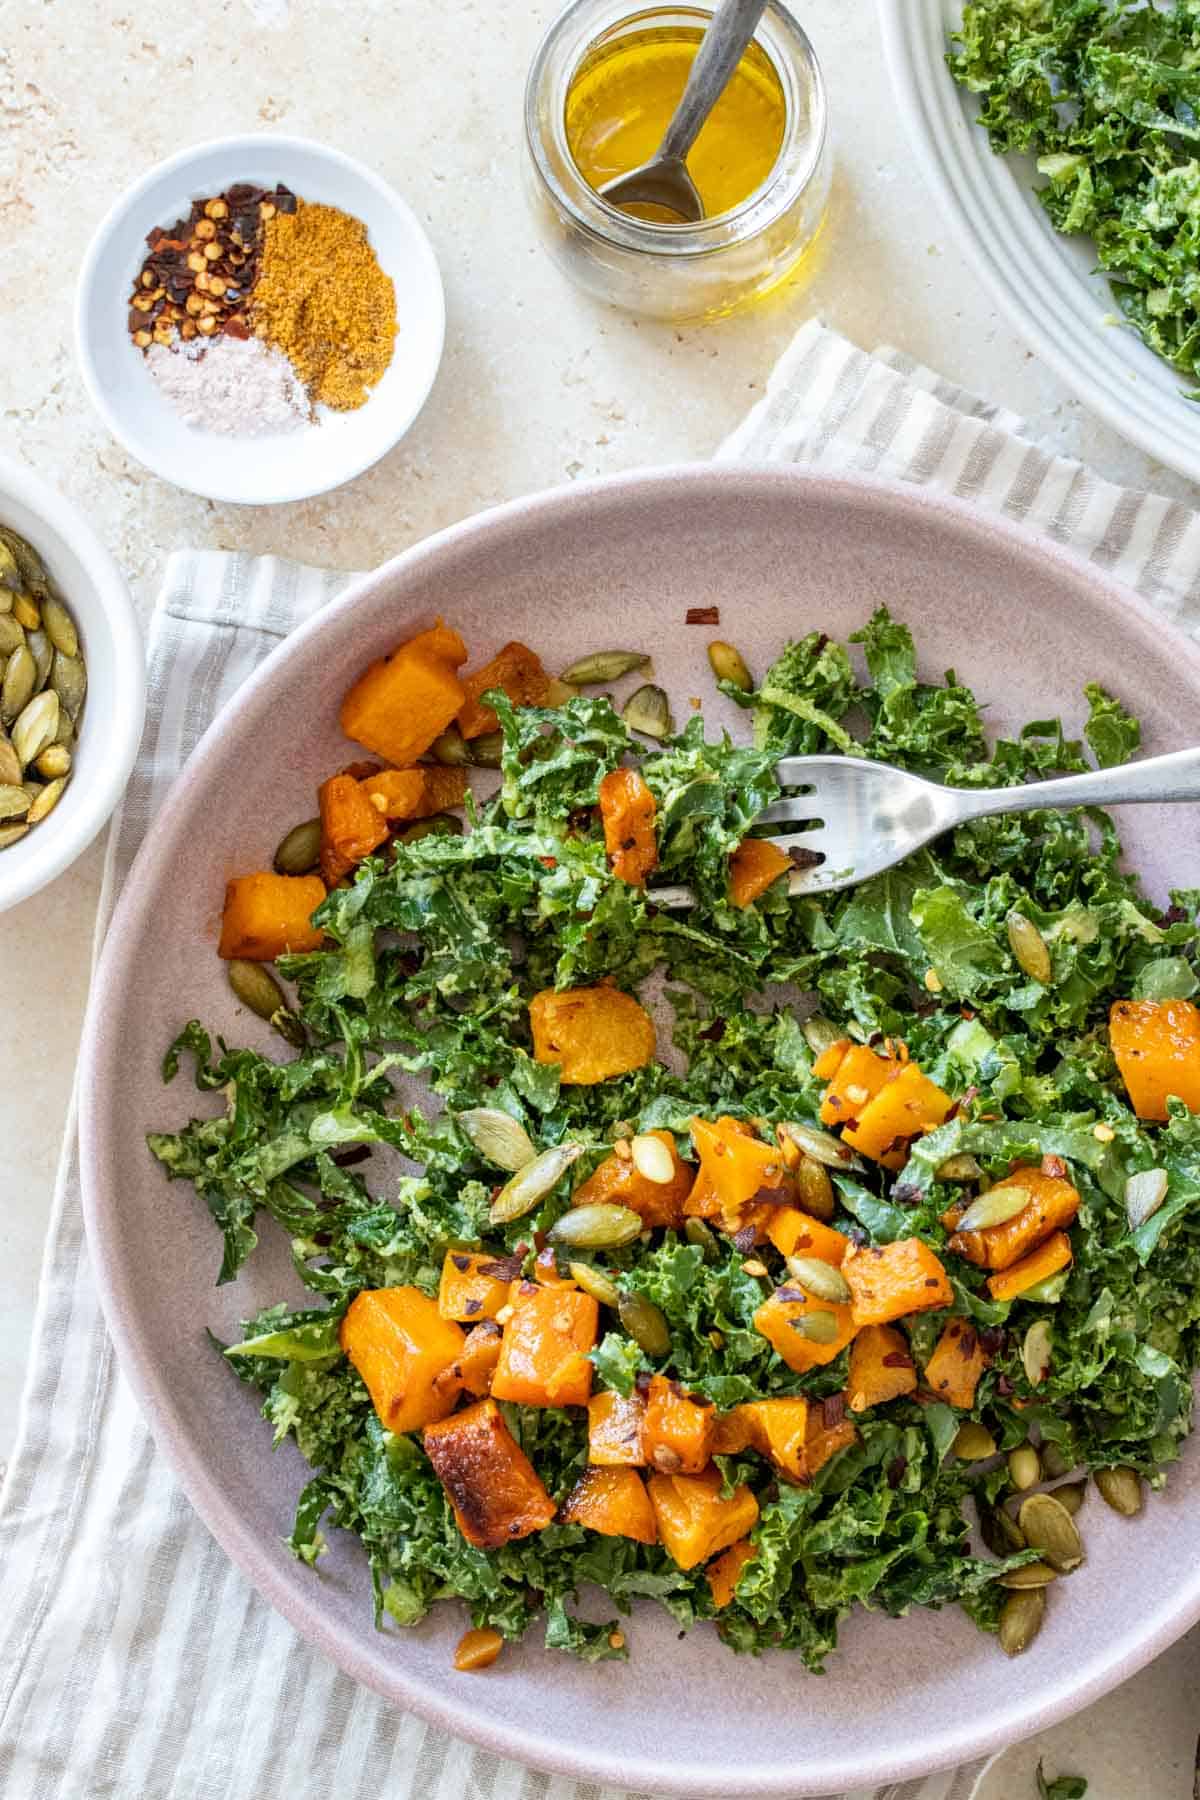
(524, 0, 830, 322)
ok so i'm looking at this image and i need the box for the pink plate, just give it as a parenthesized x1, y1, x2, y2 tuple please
(80, 467, 1200, 1797)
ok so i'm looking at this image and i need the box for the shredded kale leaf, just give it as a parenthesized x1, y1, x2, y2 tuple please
(149, 607, 1200, 1667)
(949, 0, 1200, 394)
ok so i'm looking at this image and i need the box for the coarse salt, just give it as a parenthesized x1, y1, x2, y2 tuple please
(146, 334, 311, 436)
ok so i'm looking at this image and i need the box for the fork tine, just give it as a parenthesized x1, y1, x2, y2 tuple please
(755, 797, 822, 826)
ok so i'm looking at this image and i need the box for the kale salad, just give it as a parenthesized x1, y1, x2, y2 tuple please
(949, 0, 1200, 393)
(149, 609, 1200, 1671)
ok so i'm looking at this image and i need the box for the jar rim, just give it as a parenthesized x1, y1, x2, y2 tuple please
(524, 0, 829, 260)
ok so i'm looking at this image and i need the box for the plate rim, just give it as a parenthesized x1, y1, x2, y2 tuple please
(78, 463, 1200, 1796)
(878, 0, 1200, 482)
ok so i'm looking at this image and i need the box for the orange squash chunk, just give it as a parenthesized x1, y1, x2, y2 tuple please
(491, 1280, 599, 1407)
(847, 1323, 917, 1412)
(690, 1116, 787, 1218)
(648, 1466, 759, 1571)
(842, 1237, 953, 1326)
(559, 1465, 657, 1543)
(599, 767, 658, 887)
(987, 1230, 1073, 1301)
(423, 1397, 556, 1549)
(437, 1250, 514, 1323)
(734, 1398, 811, 1482)
(359, 765, 469, 822)
(844, 1063, 955, 1170)
(340, 621, 468, 768)
(729, 837, 792, 908)
(457, 640, 550, 739)
(753, 1284, 858, 1373)
(819, 1043, 898, 1127)
(529, 985, 656, 1085)
(642, 1375, 716, 1475)
(947, 1167, 1080, 1271)
(812, 1038, 852, 1081)
(683, 1163, 722, 1220)
(803, 1404, 858, 1478)
(587, 1388, 648, 1466)
(571, 1130, 692, 1230)
(706, 1537, 757, 1608)
(766, 1211, 850, 1264)
(340, 1287, 465, 1435)
(218, 871, 326, 961)
(454, 1320, 504, 1396)
(317, 772, 390, 884)
(1111, 998, 1200, 1121)
(924, 1318, 990, 1409)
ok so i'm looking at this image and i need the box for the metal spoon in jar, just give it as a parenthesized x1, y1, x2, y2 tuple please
(598, 0, 769, 223)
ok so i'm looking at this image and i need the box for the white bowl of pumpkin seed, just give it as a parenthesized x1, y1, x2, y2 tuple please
(0, 454, 144, 912)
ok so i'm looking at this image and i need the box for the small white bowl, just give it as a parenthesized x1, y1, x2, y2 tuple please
(0, 455, 144, 913)
(75, 134, 445, 505)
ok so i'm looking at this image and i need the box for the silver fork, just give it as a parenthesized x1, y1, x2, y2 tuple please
(650, 747, 1200, 906)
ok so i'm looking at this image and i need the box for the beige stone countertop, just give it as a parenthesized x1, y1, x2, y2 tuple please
(1, 1, 1197, 1794)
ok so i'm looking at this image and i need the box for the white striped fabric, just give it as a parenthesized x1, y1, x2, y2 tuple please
(3, 320, 1196, 1800)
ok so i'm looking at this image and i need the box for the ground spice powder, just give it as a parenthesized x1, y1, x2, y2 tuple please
(252, 200, 397, 410)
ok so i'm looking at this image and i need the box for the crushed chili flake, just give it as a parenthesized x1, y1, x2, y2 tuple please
(685, 606, 720, 625)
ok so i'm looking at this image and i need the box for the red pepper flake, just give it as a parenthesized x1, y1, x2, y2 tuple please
(882, 1350, 915, 1369)
(685, 606, 720, 625)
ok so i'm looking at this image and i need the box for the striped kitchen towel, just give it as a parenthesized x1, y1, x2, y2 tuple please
(2, 318, 1196, 1800)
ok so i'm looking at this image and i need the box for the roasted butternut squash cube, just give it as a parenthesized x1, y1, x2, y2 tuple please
(947, 1166, 1080, 1271)
(706, 1536, 757, 1608)
(923, 1318, 990, 1409)
(642, 1374, 716, 1474)
(729, 837, 791, 908)
(819, 1042, 898, 1127)
(340, 622, 468, 768)
(753, 1285, 858, 1373)
(648, 1466, 759, 1571)
(1111, 998, 1200, 1120)
(987, 1230, 1073, 1301)
(218, 871, 326, 961)
(437, 1250, 514, 1323)
(690, 1115, 787, 1218)
(340, 1287, 465, 1435)
(844, 1063, 954, 1169)
(599, 767, 658, 887)
(529, 985, 656, 1085)
(358, 765, 469, 823)
(803, 1403, 858, 1477)
(811, 1038, 851, 1081)
(842, 1237, 953, 1326)
(765, 1211, 850, 1264)
(683, 1164, 722, 1219)
(317, 773, 390, 884)
(571, 1130, 692, 1229)
(423, 1397, 556, 1549)
(559, 1465, 657, 1543)
(457, 640, 551, 739)
(454, 1320, 504, 1396)
(735, 1398, 811, 1483)
(847, 1323, 917, 1412)
(588, 1388, 648, 1466)
(491, 1281, 599, 1407)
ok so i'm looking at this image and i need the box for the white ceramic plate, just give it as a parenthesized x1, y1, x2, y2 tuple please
(75, 134, 445, 505)
(879, 0, 1200, 481)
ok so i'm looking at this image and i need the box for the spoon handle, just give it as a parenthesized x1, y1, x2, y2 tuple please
(658, 0, 769, 165)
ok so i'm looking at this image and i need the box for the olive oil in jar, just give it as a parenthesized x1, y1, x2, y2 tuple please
(565, 23, 787, 221)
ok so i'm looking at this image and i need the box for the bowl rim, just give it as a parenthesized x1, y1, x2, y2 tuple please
(73, 131, 446, 506)
(0, 452, 144, 913)
(79, 464, 1200, 1795)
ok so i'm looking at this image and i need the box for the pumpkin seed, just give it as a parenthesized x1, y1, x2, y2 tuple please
(979, 1503, 1025, 1557)
(787, 1307, 841, 1344)
(457, 1107, 537, 1172)
(1, 645, 36, 723)
(1052, 1479, 1087, 1516)
(41, 595, 78, 659)
(1018, 1491, 1083, 1570)
(1125, 1167, 1168, 1231)
(470, 730, 504, 769)
(272, 818, 321, 876)
(430, 724, 472, 766)
(956, 1184, 1031, 1232)
(1007, 910, 1052, 983)
(270, 1007, 308, 1048)
(707, 641, 753, 691)
(543, 676, 577, 707)
(560, 649, 651, 685)
(0, 783, 31, 820)
(34, 743, 70, 782)
(630, 1133, 675, 1184)
(25, 628, 52, 692)
(953, 1422, 997, 1461)
(998, 1588, 1046, 1656)
(52, 705, 74, 747)
(1022, 1319, 1053, 1387)
(0, 542, 18, 591)
(784, 1255, 851, 1303)
(550, 1203, 643, 1249)
(0, 734, 21, 786)
(227, 959, 287, 1022)
(25, 776, 66, 824)
(0, 820, 28, 849)
(0, 589, 10, 614)
(998, 1560, 1058, 1589)
(791, 1154, 836, 1220)
(12, 593, 40, 631)
(1095, 1465, 1142, 1517)
(936, 1153, 984, 1183)
(568, 1262, 621, 1307)
(777, 1119, 861, 1170)
(801, 1014, 842, 1057)
(50, 650, 86, 718)
(396, 813, 463, 844)
(1007, 1444, 1041, 1491)
(618, 1290, 671, 1357)
(1039, 1442, 1070, 1481)
(11, 689, 58, 767)
(683, 1217, 719, 1258)
(0, 615, 24, 657)
(489, 1142, 582, 1224)
(622, 683, 672, 739)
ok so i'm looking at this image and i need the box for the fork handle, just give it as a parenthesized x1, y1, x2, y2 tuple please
(952, 745, 1200, 821)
